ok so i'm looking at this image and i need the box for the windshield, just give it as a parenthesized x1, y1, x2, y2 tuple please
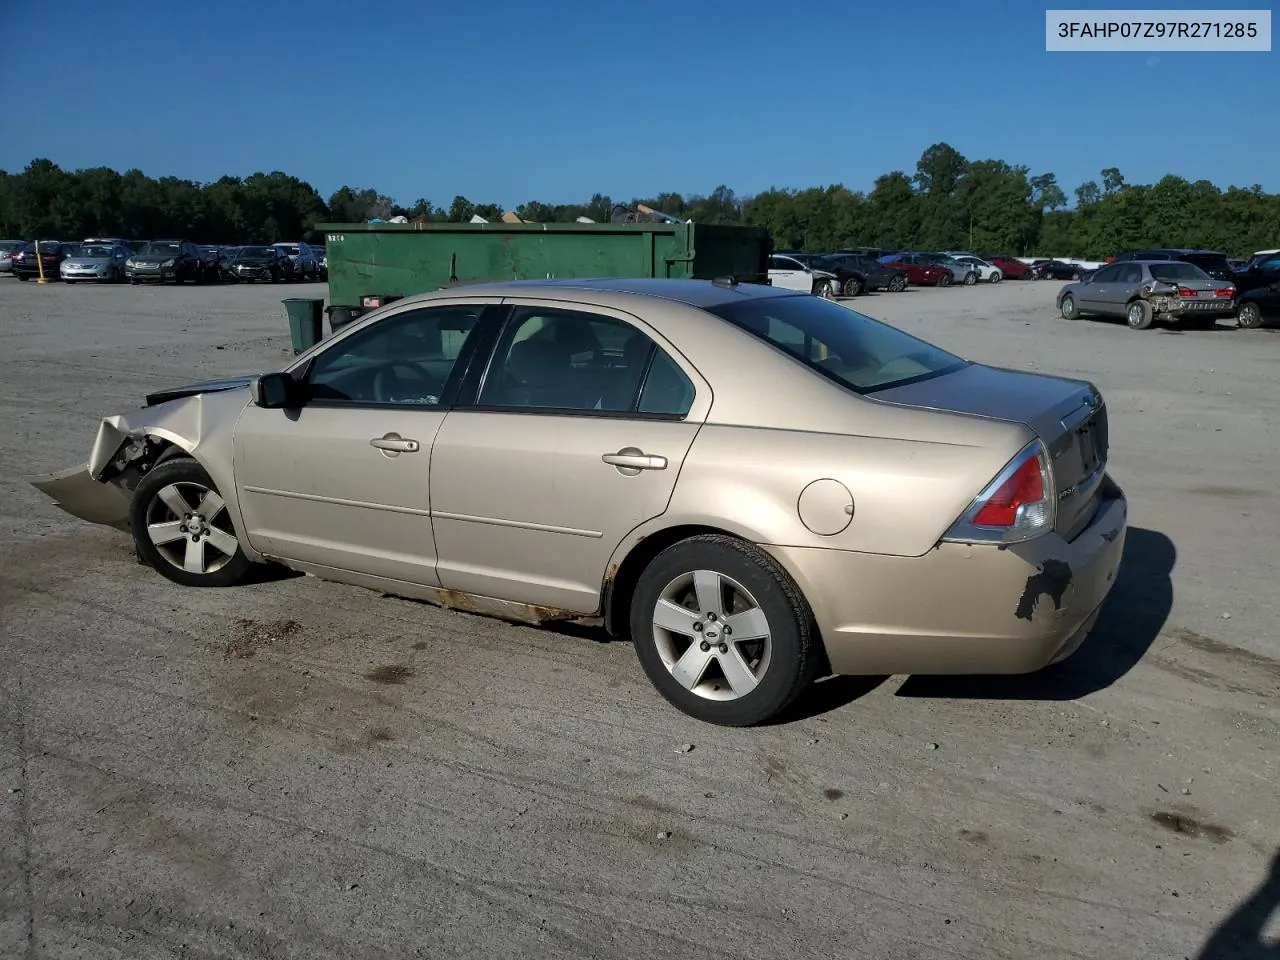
(706, 294, 967, 394)
(1182, 253, 1230, 272)
(79, 244, 115, 258)
(1149, 263, 1211, 282)
(139, 242, 180, 256)
(275, 244, 300, 255)
(238, 246, 275, 258)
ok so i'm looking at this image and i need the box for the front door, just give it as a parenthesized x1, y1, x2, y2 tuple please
(429, 301, 710, 613)
(768, 256, 812, 292)
(234, 300, 495, 584)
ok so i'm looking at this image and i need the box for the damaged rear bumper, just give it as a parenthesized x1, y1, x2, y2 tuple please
(29, 465, 132, 530)
(764, 479, 1128, 676)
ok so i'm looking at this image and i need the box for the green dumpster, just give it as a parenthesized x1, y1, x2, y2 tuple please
(316, 220, 772, 315)
(282, 298, 324, 354)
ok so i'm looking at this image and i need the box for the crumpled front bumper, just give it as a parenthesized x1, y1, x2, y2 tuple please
(30, 465, 132, 530)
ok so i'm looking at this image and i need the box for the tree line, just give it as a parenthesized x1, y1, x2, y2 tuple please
(2, 144, 1277, 258)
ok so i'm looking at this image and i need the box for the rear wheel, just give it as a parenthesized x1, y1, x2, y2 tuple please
(888, 275, 907, 292)
(130, 458, 253, 588)
(629, 535, 821, 726)
(841, 277, 862, 297)
(1237, 302, 1263, 329)
(1126, 300, 1154, 330)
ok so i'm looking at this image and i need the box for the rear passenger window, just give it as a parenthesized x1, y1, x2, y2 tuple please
(478, 307, 694, 417)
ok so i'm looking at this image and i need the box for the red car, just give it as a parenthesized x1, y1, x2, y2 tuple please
(987, 256, 1037, 280)
(881, 256, 952, 286)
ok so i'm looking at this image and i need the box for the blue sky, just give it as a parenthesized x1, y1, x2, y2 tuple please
(1, 0, 1275, 206)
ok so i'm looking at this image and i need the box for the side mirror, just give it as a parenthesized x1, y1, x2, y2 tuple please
(251, 371, 305, 409)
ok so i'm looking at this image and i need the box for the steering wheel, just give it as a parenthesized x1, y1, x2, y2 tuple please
(371, 361, 443, 404)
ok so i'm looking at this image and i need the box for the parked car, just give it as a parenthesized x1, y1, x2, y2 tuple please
(1235, 274, 1280, 329)
(1229, 251, 1280, 295)
(986, 256, 1036, 280)
(1057, 260, 1237, 330)
(0, 239, 24, 273)
(1034, 259, 1085, 281)
(30, 277, 1126, 727)
(1110, 249, 1235, 282)
(880, 253, 954, 287)
(272, 241, 319, 280)
(11, 241, 77, 280)
(948, 254, 1004, 283)
(912, 253, 978, 285)
(776, 252, 870, 297)
(60, 242, 131, 283)
(226, 245, 293, 283)
(767, 254, 839, 298)
(126, 240, 209, 284)
(816, 254, 909, 293)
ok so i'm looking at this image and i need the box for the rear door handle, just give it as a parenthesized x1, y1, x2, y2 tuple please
(370, 433, 420, 455)
(602, 448, 667, 471)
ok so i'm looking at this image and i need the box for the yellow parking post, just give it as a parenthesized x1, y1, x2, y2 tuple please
(35, 240, 48, 284)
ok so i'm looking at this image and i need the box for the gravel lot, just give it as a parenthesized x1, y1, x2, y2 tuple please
(2, 276, 1278, 960)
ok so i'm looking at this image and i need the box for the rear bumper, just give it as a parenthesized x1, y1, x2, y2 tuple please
(765, 480, 1128, 676)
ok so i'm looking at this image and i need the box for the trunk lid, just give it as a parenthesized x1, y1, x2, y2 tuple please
(870, 363, 1109, 541)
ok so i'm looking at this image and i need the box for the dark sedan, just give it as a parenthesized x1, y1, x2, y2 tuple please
(776, 251, 871, 296)
(227, 246, 292, 282)
(1236, 274, 1280, 329)
(126, 240, 210, 284)
(1034, 259, 1086, 280)
(11, 241, 77, 280)
(817, 254, 909, 292)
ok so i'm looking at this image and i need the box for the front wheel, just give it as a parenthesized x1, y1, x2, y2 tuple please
(629, 535, 822, 726)
(814, 279, 835, 300)
(938, 273, 952, 287)
(963, 271, 977, 286)
(842, 277, 862, 297)
(1060, 294, 1079, 320)
(989, 271, 1002, 283)
(1126, 300, 1154, 330)
(130, 458, 253, 588)
(1237, 302, 1263, 329)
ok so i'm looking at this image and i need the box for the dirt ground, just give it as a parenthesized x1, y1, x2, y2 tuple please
(1, 275, 1277, 960)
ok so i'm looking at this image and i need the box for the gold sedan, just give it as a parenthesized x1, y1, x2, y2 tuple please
(32, 278, 1126, 725)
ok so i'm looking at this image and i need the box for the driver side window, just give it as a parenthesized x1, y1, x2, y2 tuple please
(307, 305, 484, 407)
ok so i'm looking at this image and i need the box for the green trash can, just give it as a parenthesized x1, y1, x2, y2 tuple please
(282, 298, 324, 354)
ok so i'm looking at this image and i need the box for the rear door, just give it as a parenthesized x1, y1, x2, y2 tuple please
(429, 300, 711, 614)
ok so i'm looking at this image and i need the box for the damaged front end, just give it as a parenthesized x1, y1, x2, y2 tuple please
(29, 385, 253, 532)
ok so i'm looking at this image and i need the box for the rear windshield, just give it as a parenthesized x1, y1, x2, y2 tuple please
(80, 244, 115, 258)
(139, 242, 181, 255)
(238, 246, 275, 257)
(1149, 263, 1211, 282)
(706, 294, 967, 394)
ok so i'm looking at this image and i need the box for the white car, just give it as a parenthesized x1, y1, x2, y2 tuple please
(948, 254, 1003, 283)
(768, 254, 839, 298)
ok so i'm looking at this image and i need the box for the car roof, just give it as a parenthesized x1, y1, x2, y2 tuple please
(384, 277, 800, 311)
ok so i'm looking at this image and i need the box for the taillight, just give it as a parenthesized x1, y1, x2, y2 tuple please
(1215, 287, 1235, 297)
(943, 441, 1055, 544)
(1177, 287, 1198, 297)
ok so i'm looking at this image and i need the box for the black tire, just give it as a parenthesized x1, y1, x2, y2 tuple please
(130, 458, 253, 588)
(1060, 294, 1079, 320)
(628, 534, 822, 726)
(842, 277, 862, 297)
(938, 273, 952, 287)
(130, 278, 138, 285)
(963, 271, 977, 286)
(1126, 299, 1154, 330)
(989, 272, 1002, 283)
(1237, 302, 1263, 329)
(888, 275, 907, 292)
(17, 274, 28, 281)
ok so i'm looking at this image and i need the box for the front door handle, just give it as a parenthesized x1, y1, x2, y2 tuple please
(370, 433, 420, 456)
(602, 447, 667, 472)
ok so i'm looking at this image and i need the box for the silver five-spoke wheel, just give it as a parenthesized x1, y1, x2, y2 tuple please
(629, 534, 820, 726)
(146, 481, 240, 575)
(130, 457, 253, 587)
(652, 569, 773, 701)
